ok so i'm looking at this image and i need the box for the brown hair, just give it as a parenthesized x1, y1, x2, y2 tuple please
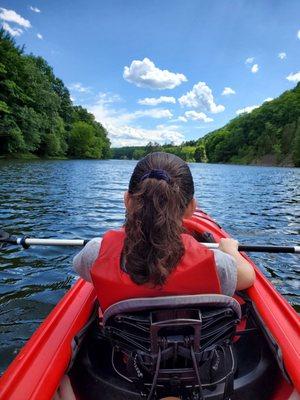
(123, 152, 194, 286)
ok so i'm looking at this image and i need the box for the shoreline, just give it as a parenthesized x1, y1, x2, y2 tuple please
(110, 158, 297, 168)
(0, 154, 297, 168)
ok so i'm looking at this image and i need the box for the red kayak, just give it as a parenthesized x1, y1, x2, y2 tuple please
(0, 210, 299, 400)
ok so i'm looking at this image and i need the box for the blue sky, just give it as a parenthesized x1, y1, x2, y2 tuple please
(1, 0, 300, 146)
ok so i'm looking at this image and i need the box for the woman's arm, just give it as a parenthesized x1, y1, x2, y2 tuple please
(219, 238, 255, 291)
(73, 238, 102, 282)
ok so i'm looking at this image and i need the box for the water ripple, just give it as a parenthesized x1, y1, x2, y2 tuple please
(0, 159, 299, 374)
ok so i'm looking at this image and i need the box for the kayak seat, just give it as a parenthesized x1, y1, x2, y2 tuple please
(69, 295, 279, 400)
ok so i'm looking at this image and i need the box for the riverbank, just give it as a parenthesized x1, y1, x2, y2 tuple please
(0, 153, 69, 161)
(2, 152, 297, 167)
(112, 155, 297, 168)
(229, 153, 296, 167)
(250, 154, 295, 167)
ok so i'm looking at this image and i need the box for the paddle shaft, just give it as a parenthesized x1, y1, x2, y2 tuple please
(202, 243, 300, 253)
(1, 236, 299, 253)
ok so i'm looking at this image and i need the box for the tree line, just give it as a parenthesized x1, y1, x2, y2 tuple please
(0, 30, 110, 159)
(112, 83, 300, 167)
(112, 141, 206, 163)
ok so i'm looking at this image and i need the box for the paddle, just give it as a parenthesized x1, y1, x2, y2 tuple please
(0, 229, 299, 253)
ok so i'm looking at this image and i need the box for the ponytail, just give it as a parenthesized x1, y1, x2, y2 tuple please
(123, 152, 194, 286)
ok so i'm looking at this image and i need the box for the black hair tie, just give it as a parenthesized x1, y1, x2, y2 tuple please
(140, 169, 171, 183)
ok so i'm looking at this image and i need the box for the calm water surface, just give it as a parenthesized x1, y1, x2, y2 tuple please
(0, 159, 299, 374)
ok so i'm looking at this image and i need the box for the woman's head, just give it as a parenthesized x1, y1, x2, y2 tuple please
(123, 152, 195, 286)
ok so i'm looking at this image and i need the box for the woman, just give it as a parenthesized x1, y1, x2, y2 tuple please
(74, 152, 255, 311)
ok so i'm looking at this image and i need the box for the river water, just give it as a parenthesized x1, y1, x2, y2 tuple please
(0, 159, 299, 374)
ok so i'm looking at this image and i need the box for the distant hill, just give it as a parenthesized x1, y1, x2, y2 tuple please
(202, 82, 300, 167)
(112, 83, 300, 167)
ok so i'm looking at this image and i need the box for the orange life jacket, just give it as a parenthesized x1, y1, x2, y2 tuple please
(91, 230, 221, 311)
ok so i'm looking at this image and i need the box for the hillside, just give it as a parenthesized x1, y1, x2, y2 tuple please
(202, 83, 300, 167)
(0, 30, 111, 159)
(112, 83, 300, 167)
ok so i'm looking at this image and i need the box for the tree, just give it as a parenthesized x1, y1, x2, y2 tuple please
(145, 142, 162, 154)
(180, 146, 195, 162)
(133, 149, 146, 159)
(292, 119, 300, 167)
(194, 144, 207, 162)
(69, 122, 102, 158)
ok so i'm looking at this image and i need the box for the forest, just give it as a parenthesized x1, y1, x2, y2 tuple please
(113, 83, 300, 167)
(0, 30, 110, 159)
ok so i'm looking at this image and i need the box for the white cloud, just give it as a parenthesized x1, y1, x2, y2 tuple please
(30, 6, 41, 13)
(278, 52, 286, 60)
(138, 96, 176, 106)
(91, 94, 174, 123)
(221, 87, 236, 96)
(286, 71, 300, 83)
(184, 111, 213, 123)
(245, 57, 254, 64)
(245, 58, 258, 73)
(236, 96, 274, 115)
(119, 108, 173, 122)
(177, 116, 188, 122)
(2, 22, 23, 36)
(107, 124, 184, 147)
(251, 64, 259, 73)
(87, 97, 184, 146)
(236, 105, 259, 115)
(68, 82, 91, 93)
(178, 82, 225, 114)
(97, 92, 122, 104)
(37, 33, 43, 40)
(135, 109, 173, 119)
(123, 58, 187, 90)
(0, 8, 31, 28)
(70, 96, 75, 102)
(297, 30, 300, 40)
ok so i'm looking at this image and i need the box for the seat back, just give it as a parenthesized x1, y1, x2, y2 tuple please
(103, 294, 241, 324)
(102, 295, 241, 400)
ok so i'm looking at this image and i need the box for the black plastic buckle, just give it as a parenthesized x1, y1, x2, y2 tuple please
(20, 236, 30, 249)
(150, 309, 202, 354)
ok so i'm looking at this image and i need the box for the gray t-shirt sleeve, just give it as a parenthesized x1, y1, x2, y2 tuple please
(212, 249, 237, 296)
(73, 238, 102, 282)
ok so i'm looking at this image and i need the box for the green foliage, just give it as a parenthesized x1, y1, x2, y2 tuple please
(0, 100, 10, 114)
(292, 118, 300, 167)
(112, 142, 197, 161)
(178, 146, 195, 161)
(132, 148, 146, 159)
(194, 143, 207, 162)
(69, 122, 104, 158)
(202, 84, 300, 166)
(8, 126, 26, 153)
(0, 29, 110, 159)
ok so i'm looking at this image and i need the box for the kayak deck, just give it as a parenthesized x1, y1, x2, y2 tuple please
(0, 210, 299, 399)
